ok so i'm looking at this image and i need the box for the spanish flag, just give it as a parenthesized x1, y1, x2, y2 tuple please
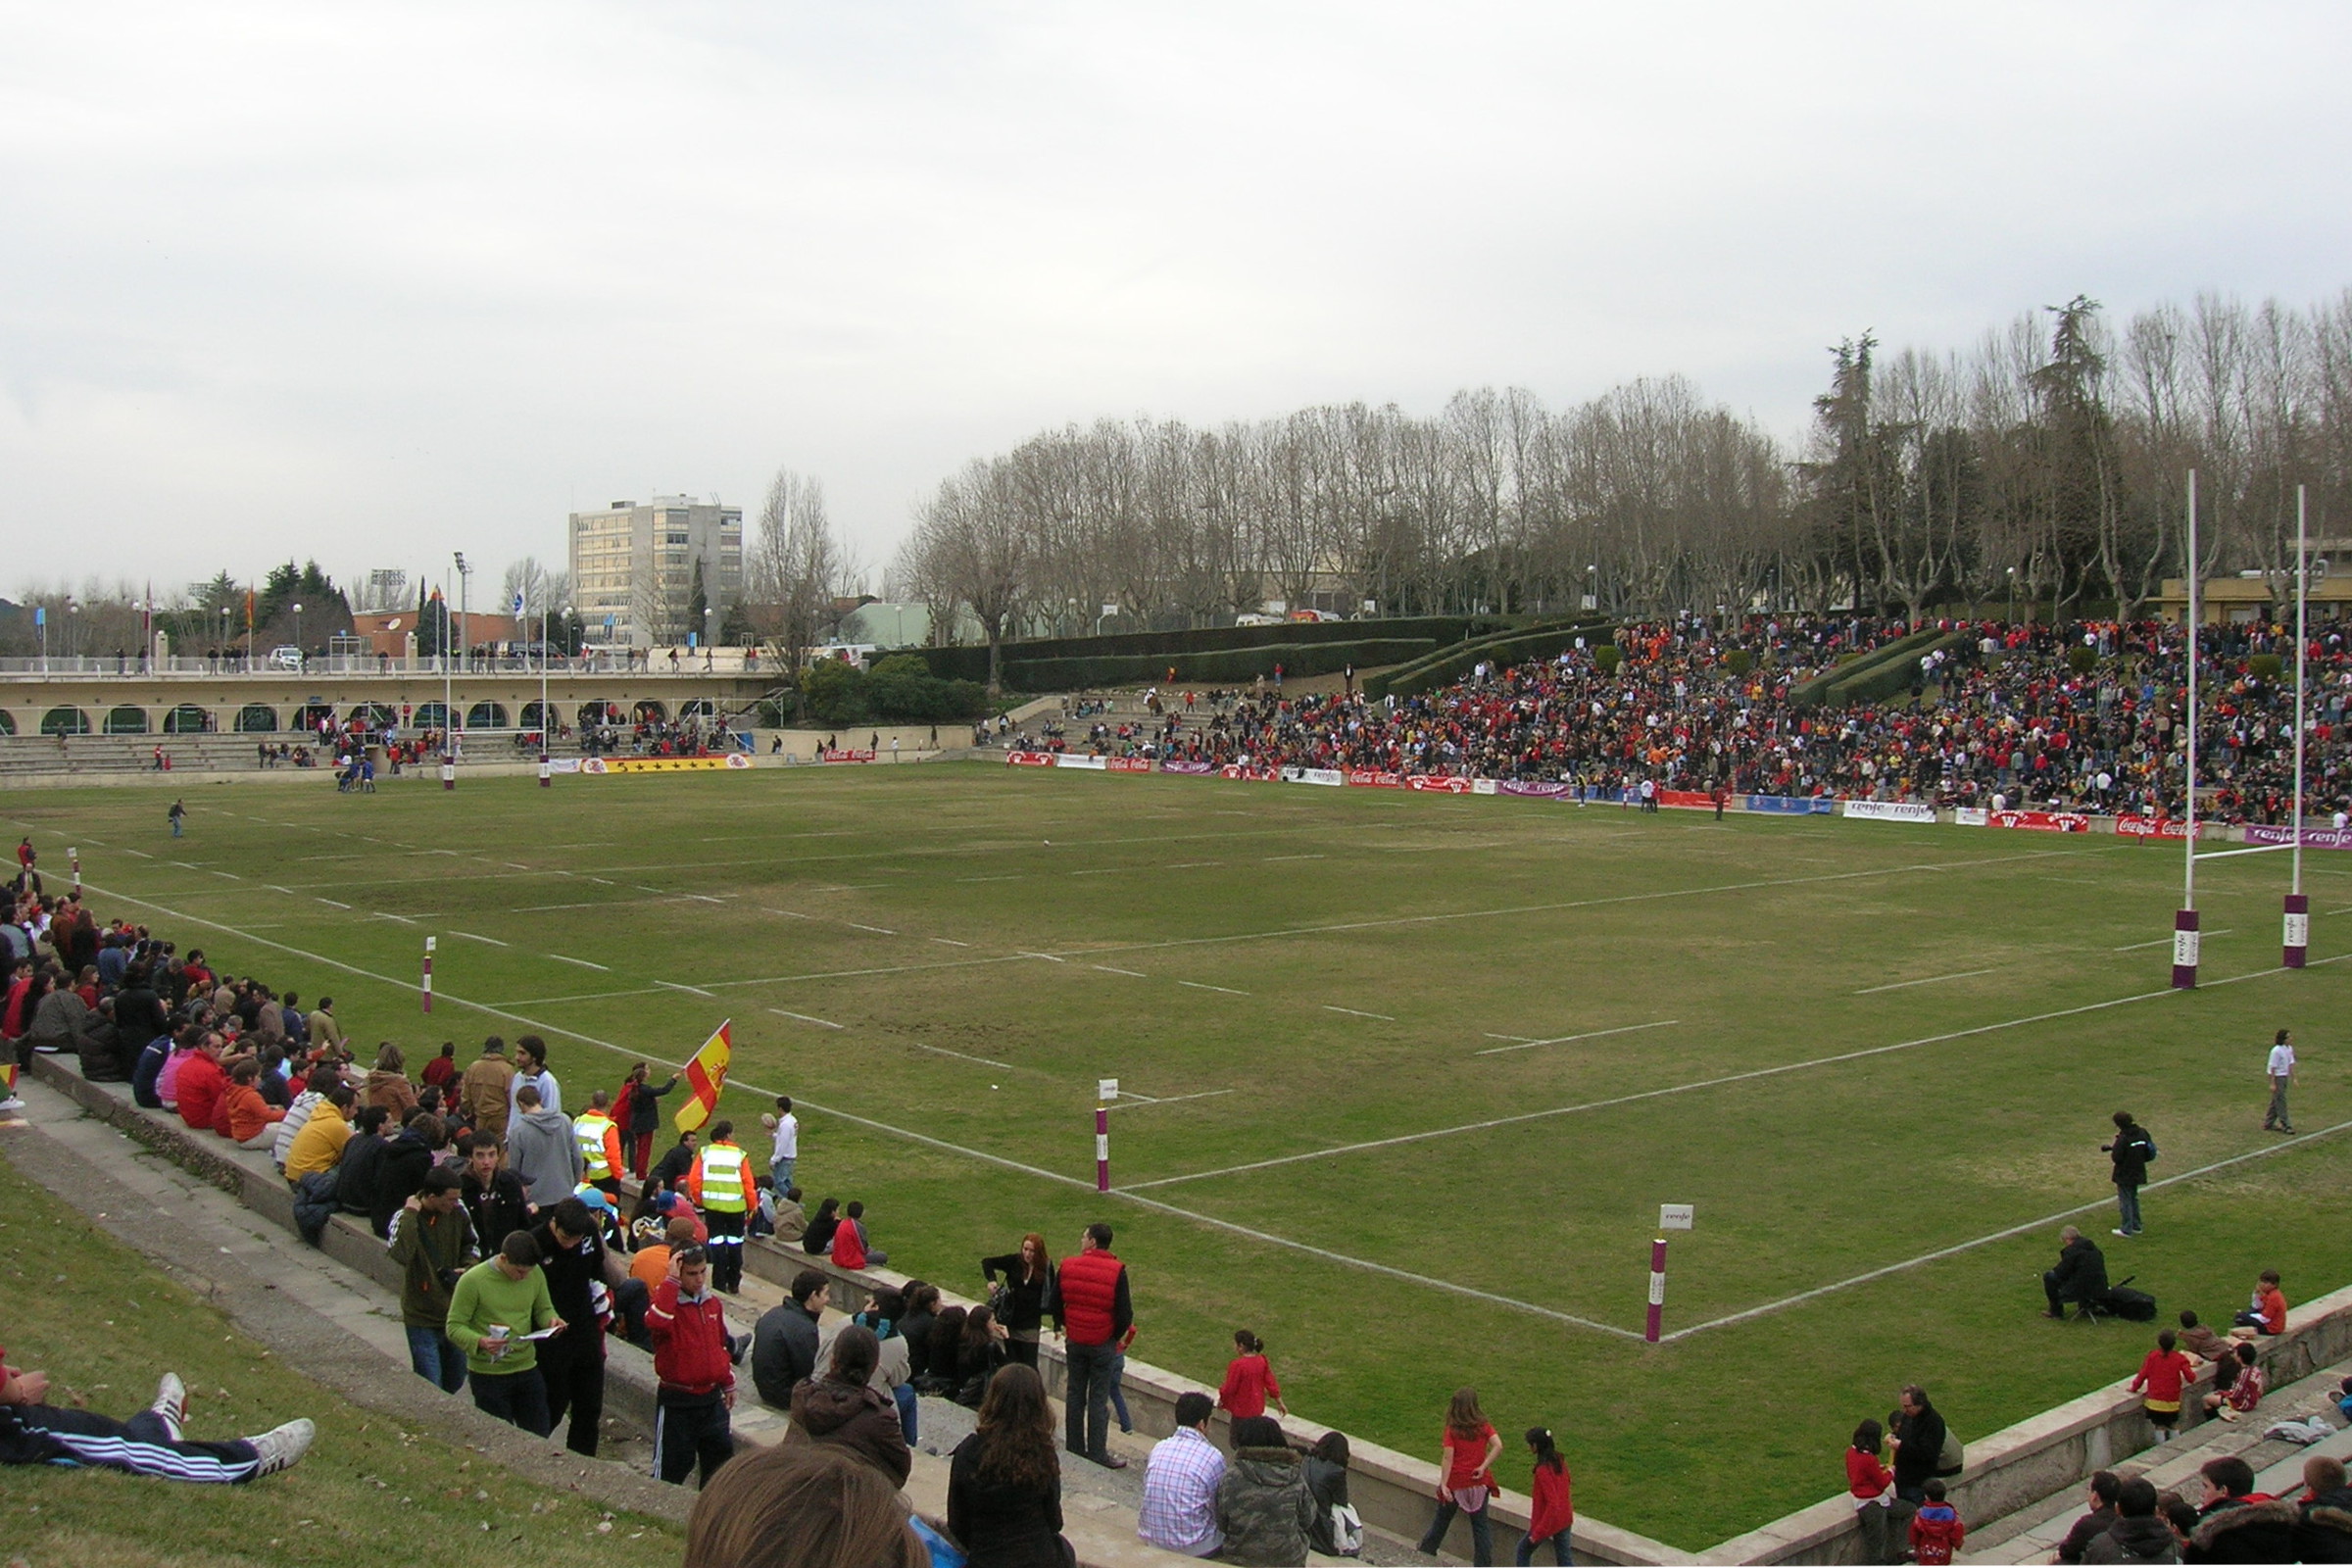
(1, 1059, 16, 1100)
(673, 1020, 733, 1133)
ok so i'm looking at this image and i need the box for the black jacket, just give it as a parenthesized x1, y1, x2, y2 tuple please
(2082, 1512, 2181, 1563)
(1891, 1402, 1947, 1494)
(527, 1217, 611, 1358)
(2186, 1497, 2352, 1562)
(947, 1431, 1066, 1568)
(335, 1132, 389, 1215)
(979, 1253, 1055, 1334)
(2105, 1122, 2155, 1188)
(2049, 1237, 2109, 1302)
(369, 1132, 438, 1237)
(752, 1298, 821, 1409)
(2061, 1504, 2120, 1564)
(647, 1139, 697, 1194)
(623, 1075, 674, 1135)
(461, 1167, 532, 1252)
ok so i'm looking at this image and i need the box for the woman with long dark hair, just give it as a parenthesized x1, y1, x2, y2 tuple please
(956, 1304, 1010, 1408)
(802, 1197, 842, 1256)
(980, 1232, 1056, 1370)
(947, 1364, 1071, 1568)
(1418, 1387, 1502, 1565)
(1518, 1426, 1573, 1566)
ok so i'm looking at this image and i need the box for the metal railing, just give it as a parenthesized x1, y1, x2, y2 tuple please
(0, 652, 774, 678)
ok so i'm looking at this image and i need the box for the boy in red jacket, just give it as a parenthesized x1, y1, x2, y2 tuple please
(646, 1248, 735, 1486)
(1909, 1478, 1964, 1565)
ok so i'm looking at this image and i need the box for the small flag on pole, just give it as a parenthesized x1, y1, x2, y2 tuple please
(1, 1059, 16, 1100)
(674, 1020, 734, 1133)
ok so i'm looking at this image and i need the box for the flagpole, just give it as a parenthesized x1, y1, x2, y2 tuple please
(2285, 484, 2310, 968)
(538, 585, 553, 788)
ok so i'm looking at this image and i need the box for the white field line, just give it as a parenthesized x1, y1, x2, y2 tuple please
(2196, 843, 2295, 860)
(767, 1007, 845, 1030)
(2116, 930, 2231, 952)
(122, 849, 150, 858)
(496, 988, 664, 1006)
(1323, 1005, 1396, 1021)
(1853, 968, 1996, 996)
(549, 954, 610, 971)
(656, 980, 716, 998)
(1473, 1019, 1680, 1056)
(932, 938, 971, 948)
(265, 884, 294, 895)
(845, 923, 897, 935)
(210, 870, 241, 880)
(1019, 952, 1068, 964)
(1130, 966, 2335, 1192)
(1178, 980, 1249, 996)
(369, 911, 418, 925)
(1482, 1033, 1535, 1043)
(450, 931, 509, 947)
(912, 1042, 1012, 1069)
(1660, 1109, 2352, 1341)
(66, 875, 1645, 1342)
(517, 902, 606, 912)
(760, 908, 812, 920)
(1093, 965, 1148, 978)
(1107, 1090, 1235, 1110)
(315, 898, 351, 909)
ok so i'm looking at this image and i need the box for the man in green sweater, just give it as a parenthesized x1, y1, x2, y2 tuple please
(445, 1231, 562, 1436)
(386, 1168, 479, 1394)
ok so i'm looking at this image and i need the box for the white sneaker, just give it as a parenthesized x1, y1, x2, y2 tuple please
(247, 1418, 316, 1477)
(151, 1372, 186, 1435)
(0, 1097, 25, 1113)
(2112, 1228, 2132, 1238)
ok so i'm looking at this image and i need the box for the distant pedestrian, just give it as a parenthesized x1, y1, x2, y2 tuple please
(2102, 1111, 2154, 1238)
(168, 800, 185, 838)
(2265, 1029, 2296, 1133)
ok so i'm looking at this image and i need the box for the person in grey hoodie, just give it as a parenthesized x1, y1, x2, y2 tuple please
(507, 1082, 581, 1205)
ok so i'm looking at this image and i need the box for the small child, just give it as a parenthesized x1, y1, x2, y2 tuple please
(1217, 1330, 1288, 1420)
(2233, 1270, 2288, 1335)
(2202, 1342, 2266, 1420)
(1520, 1426, 1574, 1565)
(2336, 1376, 2352, 1426)
(1909, 1478, 1965, 1566)
(2129, 1328, 2194, 1442)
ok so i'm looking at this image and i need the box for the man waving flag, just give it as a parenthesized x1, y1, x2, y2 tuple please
(673, 1020, 732, 1133)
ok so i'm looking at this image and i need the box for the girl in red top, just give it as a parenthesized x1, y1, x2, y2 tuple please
(1216, 1330, 1286, 1420)
(1520, 1426, 1574, 1565)
(2129, 1328, 2194, 1442)
(1417, 1387, 1502, 1564)
(1846, 1418, 1896, 1563)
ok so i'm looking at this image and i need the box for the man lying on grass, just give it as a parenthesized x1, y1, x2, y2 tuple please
(0, 1342, 312, 1483)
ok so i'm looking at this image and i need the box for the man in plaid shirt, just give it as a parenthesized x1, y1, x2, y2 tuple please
(1138, 1392, 1225, 1557)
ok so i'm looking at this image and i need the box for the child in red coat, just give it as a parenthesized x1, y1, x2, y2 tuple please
(2129, 1328, 2194, 1443)
(1521, 1426, 1574, 1565)
(1216, 1329, 1287, 1420)
(1909, 1478, 1965, 1566)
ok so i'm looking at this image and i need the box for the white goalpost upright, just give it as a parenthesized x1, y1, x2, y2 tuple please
(2174, 470, 2200, 990)
(2285, 484, 2311, 969)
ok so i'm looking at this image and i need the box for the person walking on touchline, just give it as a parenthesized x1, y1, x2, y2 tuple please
(2266, 1028, 2297, 1134)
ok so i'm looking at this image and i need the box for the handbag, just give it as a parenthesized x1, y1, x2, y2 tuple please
(1329, 1501, 1365, 1555)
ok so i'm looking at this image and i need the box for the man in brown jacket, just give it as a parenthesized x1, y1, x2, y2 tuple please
(458, 1037, 515, 1149)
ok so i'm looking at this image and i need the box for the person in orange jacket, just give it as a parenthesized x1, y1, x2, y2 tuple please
(219, 1059, 285, 1149)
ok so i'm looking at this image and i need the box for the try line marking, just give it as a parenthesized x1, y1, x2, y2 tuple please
(1474, 1018, 1679, 1056)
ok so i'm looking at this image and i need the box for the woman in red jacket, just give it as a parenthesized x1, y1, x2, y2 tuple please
(1216, 1329, 1287, 1421)
(1418, 1387, 1502, 1564)
(1519, 1426, 1573, 1565)
(1845, 1418, 1896, 1563)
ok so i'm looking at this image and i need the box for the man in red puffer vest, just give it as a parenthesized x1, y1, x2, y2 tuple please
(1054, 1223, 1133, 1470)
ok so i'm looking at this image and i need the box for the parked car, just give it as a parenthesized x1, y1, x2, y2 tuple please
(267, 645, 302, 669)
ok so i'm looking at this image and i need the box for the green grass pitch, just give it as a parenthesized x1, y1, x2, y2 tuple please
(10, 764, 2352, 1547)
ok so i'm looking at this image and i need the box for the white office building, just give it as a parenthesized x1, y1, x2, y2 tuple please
(568, 496, 744, 649)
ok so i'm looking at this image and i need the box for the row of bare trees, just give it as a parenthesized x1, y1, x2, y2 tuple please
(877, 289, 2349, 681)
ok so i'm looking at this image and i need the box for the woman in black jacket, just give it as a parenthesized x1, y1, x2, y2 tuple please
(980, 1232, 1056, 1370)
(915, 1305, 967, 1396)
(956, 1305, 1010, 1408)
(897, 1282, 941, 1375)
(802, 1197, 842, 1256)
(947, 1363, 1070, 1568)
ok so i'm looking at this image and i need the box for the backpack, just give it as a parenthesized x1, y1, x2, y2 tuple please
(1328, 1501, 1364, 1557)
(2140, 1132, 2157, 1163)
(1935, 1426, 1964, 1478)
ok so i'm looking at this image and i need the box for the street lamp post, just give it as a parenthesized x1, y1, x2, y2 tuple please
(2005, 566, 2017, 624)
(453, 553, 472, 674)
(291, 603, 303, 669)
(220, 606, 230, 668)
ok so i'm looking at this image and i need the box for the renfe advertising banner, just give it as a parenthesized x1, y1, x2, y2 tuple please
(2244, 823, 2352, 852)
(1841, 800, 1936, 823)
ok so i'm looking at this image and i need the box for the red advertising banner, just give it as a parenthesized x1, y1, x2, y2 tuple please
(821, 748, 877, 763)
(1656, 789, 1716, 810)
(1219, 764, 1280, 781)
(1004, 752, 1056, 766)
(1405, 775, 1475, 794)
(1345, 769, 1405, 789)
(1158, 760, 1216, 775)
(1988, 808, 2090, 833)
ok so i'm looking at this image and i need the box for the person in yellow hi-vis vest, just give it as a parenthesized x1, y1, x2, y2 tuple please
(573, 1090, 624, 1200)
(686, 1120, 750, 1295)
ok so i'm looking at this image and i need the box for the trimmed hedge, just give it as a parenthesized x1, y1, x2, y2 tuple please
(1822, 631, 1968, 708)
(904, 615, 1525, 683)
(1363, 619, 1610, 700)
(1004, 638, 1437, 691)
(1788, 628, 1945, 708)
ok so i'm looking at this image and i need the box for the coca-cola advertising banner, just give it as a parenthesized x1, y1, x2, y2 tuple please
(1842, 801, 1937, 823)
(820, 748, 877, 763)
(1345, 769, 1405, 789)
(1103, 758, 1152, 773)
(1988, 809, 2090, 833)
(2243, 824, 2352, 852)
(2114, 816, 2192, 840)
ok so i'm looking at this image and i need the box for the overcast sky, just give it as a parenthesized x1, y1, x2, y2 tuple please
(4, 2, 2347, 601)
